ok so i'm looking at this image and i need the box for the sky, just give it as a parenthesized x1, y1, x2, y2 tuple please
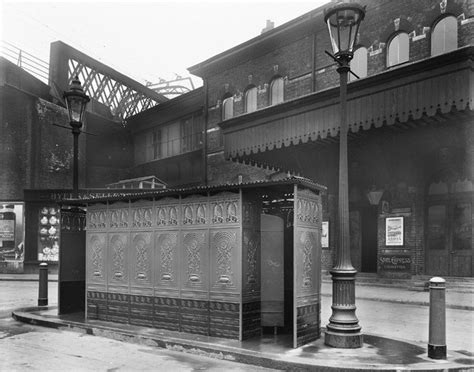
(1, 0, 329, 87)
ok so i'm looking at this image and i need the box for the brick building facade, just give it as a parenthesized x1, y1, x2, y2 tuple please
(187, 0, 473, 278)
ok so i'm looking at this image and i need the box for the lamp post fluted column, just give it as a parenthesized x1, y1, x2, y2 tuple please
(71, 122, 82, 198)
(324, 56, 362, 348)
(322, 1, 366, 348)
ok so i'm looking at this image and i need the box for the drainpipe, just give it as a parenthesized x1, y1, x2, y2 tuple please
(312, 33, 316, 92)
(203, 78, 209, 186)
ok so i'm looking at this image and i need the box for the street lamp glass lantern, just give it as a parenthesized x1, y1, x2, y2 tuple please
(324, 2, 366, 60)
(63, 76, 90, 124)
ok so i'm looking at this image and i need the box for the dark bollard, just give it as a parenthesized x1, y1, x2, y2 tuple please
(428, 277, 446, 359)
(38, 262, 48, 306)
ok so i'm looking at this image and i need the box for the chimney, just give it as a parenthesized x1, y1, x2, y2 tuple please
(261, 19, 275, 34)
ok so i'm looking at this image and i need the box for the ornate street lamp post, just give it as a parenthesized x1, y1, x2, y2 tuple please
(63, 76, 90, 198)
(323, 2, 366, 348)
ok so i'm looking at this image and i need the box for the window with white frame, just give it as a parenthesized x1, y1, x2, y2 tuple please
(222, 96, 234, 120)
(387, 32, 409, 67)
(133, 115, 202, 164)
(270, 77, 284, 105)
(349, 47, 368, 82)
(431, 16, 458, 56)
(245, 86, 257, 113)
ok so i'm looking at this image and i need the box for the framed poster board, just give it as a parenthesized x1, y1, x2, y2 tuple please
(385, 217, 403, 246)
(321, 221, 329, 248)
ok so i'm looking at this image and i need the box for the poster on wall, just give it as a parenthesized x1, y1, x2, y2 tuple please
(321, 221, 329, 248)
(0, 203, 25, 261)
(38, 207, 60, 261)
(386, 217, 404, 246)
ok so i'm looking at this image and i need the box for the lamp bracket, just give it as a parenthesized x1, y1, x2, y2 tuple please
(324, 50, 361, 80)
(52, 123, 98, 136)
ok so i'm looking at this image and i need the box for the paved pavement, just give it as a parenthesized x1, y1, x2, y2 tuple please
(3, 274, 473, 371)
(0, 317, 277, 372)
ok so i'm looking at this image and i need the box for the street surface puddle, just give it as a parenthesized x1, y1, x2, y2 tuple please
(453, 357, 474, 365)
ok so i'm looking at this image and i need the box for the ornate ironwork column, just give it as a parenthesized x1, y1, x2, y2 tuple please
(323, 2, 365, 348)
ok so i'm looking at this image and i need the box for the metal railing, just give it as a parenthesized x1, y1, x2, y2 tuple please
(1, 41, 49, 84)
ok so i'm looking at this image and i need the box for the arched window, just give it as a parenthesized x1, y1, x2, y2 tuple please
(431, 16, 458, 56)
(270, 77, 284, 105)
(387, 32, 409, 67)
(222, 96, 233, 120)
(245, 86, 257, 113)
(349, 47, 368, 82)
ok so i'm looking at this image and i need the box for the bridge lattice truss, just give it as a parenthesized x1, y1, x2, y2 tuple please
(68, 59, 163, 121)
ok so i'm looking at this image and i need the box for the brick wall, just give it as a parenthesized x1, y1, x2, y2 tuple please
(0, 86, 35, 200)
(202, 0, 473, 186)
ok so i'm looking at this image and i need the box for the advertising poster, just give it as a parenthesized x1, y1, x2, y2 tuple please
(0, 203, 25, 261)
(386, 217, 404, 246)
(38, 206, 60, 261)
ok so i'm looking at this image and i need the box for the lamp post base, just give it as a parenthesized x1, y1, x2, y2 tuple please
(325, 330, 363, 348)
(325, 269, 363, 348)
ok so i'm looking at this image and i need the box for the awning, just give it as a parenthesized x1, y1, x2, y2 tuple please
(220, 46, 473, 160)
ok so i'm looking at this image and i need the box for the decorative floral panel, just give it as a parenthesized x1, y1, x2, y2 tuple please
(155, 232, 178, 287)
(183, 231, 207, 287)
(109, 208, 130, 229)
(155, 198, 180, 227)
(131, 207, 153, 228)
(87, 209, 107, 230)
(210, 192, 240, 225)
(108, 233, 129, 284)
(131, 232, 153, 285)
(211, 230, 237, 288)
(243, 229, 260, 293)
(87, 233, 106, 283)
(181, 195, 209, 225)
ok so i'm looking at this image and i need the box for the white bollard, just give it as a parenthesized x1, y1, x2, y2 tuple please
(428, 277, 446, 359)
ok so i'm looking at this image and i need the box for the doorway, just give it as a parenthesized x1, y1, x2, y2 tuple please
(59, 207, 86, 314)
(426, 198, 473, 277)
(260, 214, 293, 336)
(361, 206, 378, 273)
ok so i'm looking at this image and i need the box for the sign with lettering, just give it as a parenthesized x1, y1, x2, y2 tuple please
(379, 255, 411, 271)
(386, 217, 404, 246)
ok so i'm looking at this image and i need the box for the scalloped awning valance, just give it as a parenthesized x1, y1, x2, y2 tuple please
(220, 47, 473, 160)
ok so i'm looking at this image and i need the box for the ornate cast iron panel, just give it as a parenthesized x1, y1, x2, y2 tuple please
(210, 229, 239, 295)
(86, 205, 108, 299)
(293, 186, 322, 348)
(131, 205, 153, 229)
(181, 195, 209, 226)
(154, 231, 179, 297)
(209, 301, 240, 338)
(181, 230, 208, 296)
(130, 294, 154, 327)
(154, 296, 180, 331)
(107, 233, 130, 292)
(84, 191, 259, 340)
(241, 195, 262, 340)
(108, 204, 130, 230)
(130, 232, 153, 292)
(155, 198, 180, 227)
(87, 233, 107, 286)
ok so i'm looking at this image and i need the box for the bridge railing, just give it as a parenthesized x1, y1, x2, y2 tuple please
(1, 41, 49, 84)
